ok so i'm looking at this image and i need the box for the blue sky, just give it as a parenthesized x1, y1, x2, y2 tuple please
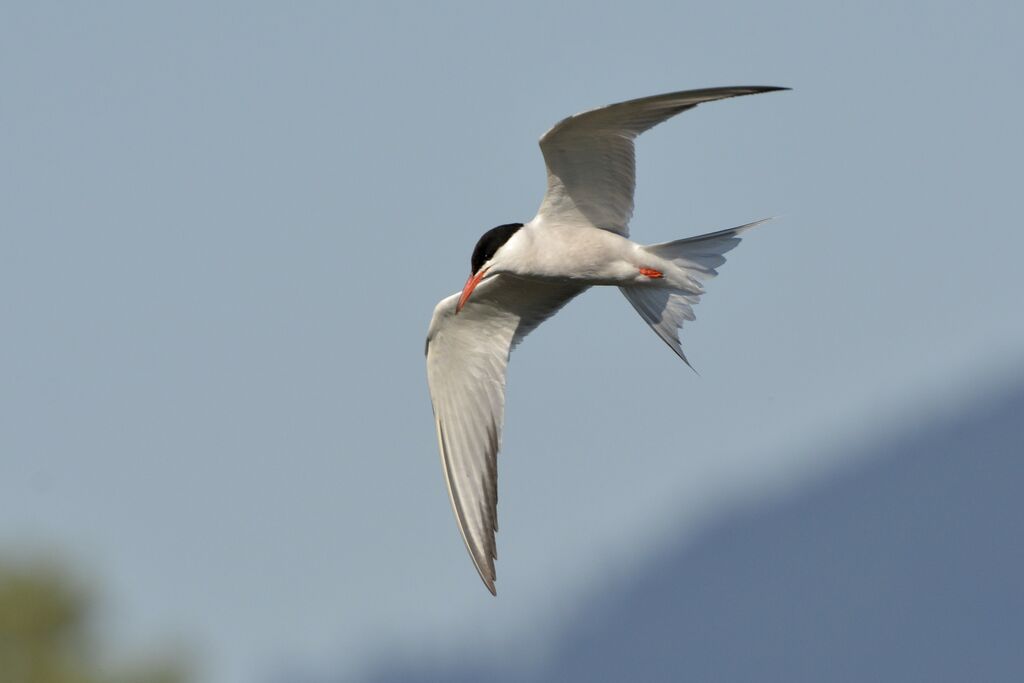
(2, 2, 1022, 681)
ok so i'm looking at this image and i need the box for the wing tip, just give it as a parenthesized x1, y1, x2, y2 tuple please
(733, 216, 776, 235)
(470, 550, 498, 595)
(715, 85, 791, 101)
(730, 85, 791, 94)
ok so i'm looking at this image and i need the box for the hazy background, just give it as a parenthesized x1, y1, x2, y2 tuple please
(2, 2, 1022, 682)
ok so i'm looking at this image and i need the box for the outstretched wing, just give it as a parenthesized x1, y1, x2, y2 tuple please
(425, 276, 585, 594)
(536, 86, 787, 235)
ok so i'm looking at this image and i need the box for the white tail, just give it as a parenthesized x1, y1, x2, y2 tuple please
(620, 219, 769, 368)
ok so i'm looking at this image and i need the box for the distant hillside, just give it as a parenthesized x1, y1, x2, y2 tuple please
(362, 378, 1024, 683)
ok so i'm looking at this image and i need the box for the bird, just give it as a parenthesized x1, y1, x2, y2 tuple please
(425, 85, 788, 594)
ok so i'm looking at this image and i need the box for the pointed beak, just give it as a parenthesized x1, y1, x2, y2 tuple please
(457, 267, 488, 313)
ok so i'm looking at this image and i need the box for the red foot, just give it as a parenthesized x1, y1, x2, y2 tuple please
(639, 267, 664, 279)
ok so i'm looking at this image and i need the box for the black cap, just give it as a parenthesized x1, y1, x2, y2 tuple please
(470, 223, 523, 274)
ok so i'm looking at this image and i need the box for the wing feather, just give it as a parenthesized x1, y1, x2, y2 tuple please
(536, 86, 787, 234)
(426, 276, 585, 594)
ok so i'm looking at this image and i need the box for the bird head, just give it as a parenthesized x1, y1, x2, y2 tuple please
(457, 223, 524, 312)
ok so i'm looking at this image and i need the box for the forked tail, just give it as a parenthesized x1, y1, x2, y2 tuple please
(620, 219, 770, 369)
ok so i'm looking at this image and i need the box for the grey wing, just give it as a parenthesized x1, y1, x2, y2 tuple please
(535, 85, 788, 235)
(425, 276, 585, 594)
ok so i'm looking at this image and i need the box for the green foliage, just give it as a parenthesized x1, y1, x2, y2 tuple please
(0, 560, 189, 683)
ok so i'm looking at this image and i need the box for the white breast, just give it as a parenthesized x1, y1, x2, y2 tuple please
(502, 220, 643, 285)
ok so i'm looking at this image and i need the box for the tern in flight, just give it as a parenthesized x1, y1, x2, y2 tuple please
(425, 85, 787, 594)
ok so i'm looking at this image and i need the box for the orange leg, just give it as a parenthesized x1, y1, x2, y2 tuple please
(639, 267, 664, 279)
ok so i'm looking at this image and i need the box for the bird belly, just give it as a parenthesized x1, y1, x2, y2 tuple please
(516, 224, 647, 286)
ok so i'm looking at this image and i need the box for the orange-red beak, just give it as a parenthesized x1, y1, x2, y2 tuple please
(456, 267, 488, 313)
